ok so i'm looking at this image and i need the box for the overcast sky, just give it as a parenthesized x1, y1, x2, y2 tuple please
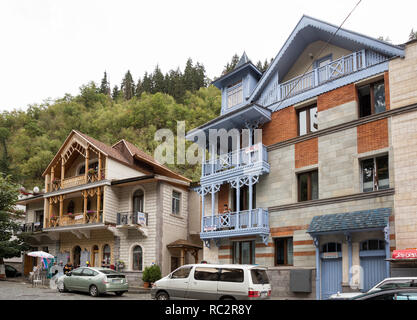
(0, 0, 415, 112)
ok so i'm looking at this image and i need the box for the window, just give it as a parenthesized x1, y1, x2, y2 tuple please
(232, 184, 256, 212)
(219, 268, 244, 283)
(102, 244, 111, 266)
(227, 81, 243, 108)
(133, 189, 144, 213)
(275, 238, 293, 266)
(132, 246, 143, 271)
(71, 268, 84, 276)
(378, 280, 417, 290)
(361, 155, 389, 192)
(298, 170, 318, 202)
(250, 269, 270, 284)
(171, 266, 192, 279)
(298, 105, 318, 136)
(233, 241, 255, 264)
(172, 191, 181, 215)
(322, 243, 342, 253)
(361, 240, 385, 251)
(194, 267, 220, 281)
(358, 81, 386, 118)
(81, 268, 98, 277)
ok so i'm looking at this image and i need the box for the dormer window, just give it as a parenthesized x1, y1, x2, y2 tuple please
(227, 80, 243, 108)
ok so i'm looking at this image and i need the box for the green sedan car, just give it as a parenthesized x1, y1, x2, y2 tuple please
(57, 267, 128, 297)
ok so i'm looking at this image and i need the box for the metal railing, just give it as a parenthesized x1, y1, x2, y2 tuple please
(202, 208, 269, 232)
(203, 143, 268, 176)
(117, 211, 148, 227)
(21, 222, 43, 233)
(259, 50, 388, 106)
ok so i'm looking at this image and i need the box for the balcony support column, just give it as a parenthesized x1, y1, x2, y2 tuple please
(83, 191, 88, 223)
(48, 198, 53, 228)
(50, 167, 55, 192)
(61, 156, 65, 185)
(59, 195, 64, 221)
(248, 175, 253, 228)
(201, 146, 205, 176)
(97, 187, 101, 223)
(211, 184, 215, 227)
(201, 191, 205, 232)
(236, 178, 240, 229)
(85, 146, 89, 183)
(211, 144, 215, 175)
(98, 152, 102, 181)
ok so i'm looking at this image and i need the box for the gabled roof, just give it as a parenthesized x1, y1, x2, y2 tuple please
(235, 51, 249, 68)
(250, 15, 405, 103)
(42, 130, 190, 183)
(307, 208, 391, 235)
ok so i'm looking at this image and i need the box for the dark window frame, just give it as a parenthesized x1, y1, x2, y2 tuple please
(297, 104, 318, 136)
(172, 190, 181, 215)
(360, 155, 389, 192)
(358, 80, 386, 118)
(232, 241, 255, 264)
(297, 170, 319, 202)
(274, 237, 294, 266)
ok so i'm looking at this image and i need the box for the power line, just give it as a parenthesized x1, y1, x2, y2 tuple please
(269, 0, 362, 110)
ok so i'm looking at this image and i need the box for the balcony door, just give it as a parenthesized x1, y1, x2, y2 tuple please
(133, 190, 144, 213)
(232, 185, 256, 212)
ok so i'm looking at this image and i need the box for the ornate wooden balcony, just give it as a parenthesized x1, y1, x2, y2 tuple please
(201, 143, 270, 185)
(21, 222, 43, 233)
(47, 210, 103, 228)
(48, 169, 106, 192)
(259, 50, 389, 107)
(200, 208, 269, 245)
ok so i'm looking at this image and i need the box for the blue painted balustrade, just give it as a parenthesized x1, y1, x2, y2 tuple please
(200, 208, 269, 241)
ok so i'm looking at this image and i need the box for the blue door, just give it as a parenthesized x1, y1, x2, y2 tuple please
(321, 257, 342, 299)
(360, 240, 387, 292)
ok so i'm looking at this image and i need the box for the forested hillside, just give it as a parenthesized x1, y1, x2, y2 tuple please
(0, 55, 270, 189)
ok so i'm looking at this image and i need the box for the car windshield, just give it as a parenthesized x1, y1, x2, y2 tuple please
(378, 280, 417, 290)
(251, 269, 269, 284)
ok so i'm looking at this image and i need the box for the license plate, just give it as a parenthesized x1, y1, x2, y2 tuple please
(261, 291, 267, 297)
(112, 279, 122, 283)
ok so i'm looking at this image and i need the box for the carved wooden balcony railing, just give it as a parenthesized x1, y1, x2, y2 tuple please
(48, 169, 106, 192)
(47, 210, 103, 228)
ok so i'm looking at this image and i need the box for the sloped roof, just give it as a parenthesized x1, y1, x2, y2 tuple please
(42, 130, 190, 183)
(235, 52, 249, 68)
(250, 15, 405, 102)
(307, 208, 391, 235)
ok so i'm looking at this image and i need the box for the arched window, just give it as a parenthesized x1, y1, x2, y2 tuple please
(67, 201, 75, 214)
(132, 246, 143, 271)
(102, 244, 111, 267)
(133, 189, 144, 213)
(361, 240, 385, 251)
(321, 242, 342, 253)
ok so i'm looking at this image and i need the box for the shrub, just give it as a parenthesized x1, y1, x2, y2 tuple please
(142, 264, 162, 283)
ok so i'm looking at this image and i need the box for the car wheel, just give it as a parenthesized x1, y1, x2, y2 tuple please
(58, 282, 68, 293)
(156, 291, 169, 300)
(115, 291, 124, 296)
(89, 285, 100, 297)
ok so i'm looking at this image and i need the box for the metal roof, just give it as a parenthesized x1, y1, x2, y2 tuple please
(307, 208, 391, 234)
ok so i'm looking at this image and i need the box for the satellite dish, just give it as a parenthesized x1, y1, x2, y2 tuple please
(33, 186, 40, 193)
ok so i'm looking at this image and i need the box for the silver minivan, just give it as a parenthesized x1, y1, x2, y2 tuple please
(151, 264, 271, 300)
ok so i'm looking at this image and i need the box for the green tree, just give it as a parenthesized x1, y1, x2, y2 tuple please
(121, 70, 135, 100)
(409, 29, 417, 41)
(222, 54, 240, 75)
(0, 175, 30, 277)
(99, 71, 110, 96)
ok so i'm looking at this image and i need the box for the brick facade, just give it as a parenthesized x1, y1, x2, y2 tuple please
(295, 138, 318, 169)
(317, 84, 357, 112)
(261, 106, 297, 146)
(357, 119, 389, 154)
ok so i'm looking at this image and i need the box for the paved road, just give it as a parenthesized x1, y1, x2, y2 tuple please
(0, 280, 151, 300)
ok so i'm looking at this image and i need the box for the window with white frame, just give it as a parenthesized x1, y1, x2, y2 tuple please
(172, 191, 181, 215)
(227, 81, 243, 108)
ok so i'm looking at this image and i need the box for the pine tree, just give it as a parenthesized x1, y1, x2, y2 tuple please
(409, 29, 417, 41)
(135, 78, 143, 97)
(222, 54, 240, 75)
(121, 70, 135, 100)
(141, 72, 153, 93)
(183, 58, 194, 92)
(112, 85, 120, 100)
(152, 65, 166, 93)
(99, 71, 110, 96)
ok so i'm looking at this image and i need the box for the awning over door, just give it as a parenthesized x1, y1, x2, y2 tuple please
(307, 208, 391, 236)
